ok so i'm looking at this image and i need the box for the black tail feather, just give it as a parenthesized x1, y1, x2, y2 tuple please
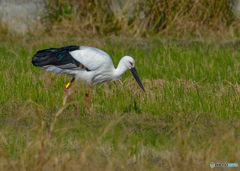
(32, 49, 58, 66)
(32, 46, 79, 67)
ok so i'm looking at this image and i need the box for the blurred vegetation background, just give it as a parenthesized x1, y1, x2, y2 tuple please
(42, 0, 238, 38)
(1, 0, 239, 39)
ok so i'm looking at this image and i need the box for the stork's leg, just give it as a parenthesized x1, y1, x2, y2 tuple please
(64, 77, 80, 115)
(85, 85, 90, 113)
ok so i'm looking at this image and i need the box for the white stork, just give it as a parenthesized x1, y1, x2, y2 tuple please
(32, 45, 145, 114)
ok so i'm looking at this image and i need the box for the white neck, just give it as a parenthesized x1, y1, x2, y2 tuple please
(112, 58, 128, 81)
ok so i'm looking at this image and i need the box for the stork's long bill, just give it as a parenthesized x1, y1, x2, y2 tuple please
(130, 67, 145, 92)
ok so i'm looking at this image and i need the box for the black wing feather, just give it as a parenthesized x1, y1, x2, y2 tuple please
(32, 45, 90, 71)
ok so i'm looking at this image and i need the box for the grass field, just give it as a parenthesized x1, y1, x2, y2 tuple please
(0, 36, 240, 170)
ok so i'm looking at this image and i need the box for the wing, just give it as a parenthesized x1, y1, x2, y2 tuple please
(69, 46, 114, 71)
(32, 45, 91, 71)
(32, 45, 114, 72)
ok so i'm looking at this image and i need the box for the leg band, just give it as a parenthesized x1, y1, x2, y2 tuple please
(65, 82, 71, 89)
(85, 90, 89, 97)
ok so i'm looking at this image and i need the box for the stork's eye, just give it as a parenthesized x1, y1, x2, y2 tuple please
(129, 62, 133, 66)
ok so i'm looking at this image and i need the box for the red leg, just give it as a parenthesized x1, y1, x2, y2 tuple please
(64, 77, 80, 115)
(85, 85, 90, 113)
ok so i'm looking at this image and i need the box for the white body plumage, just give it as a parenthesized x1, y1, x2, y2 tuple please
(41, 46, 135, 86)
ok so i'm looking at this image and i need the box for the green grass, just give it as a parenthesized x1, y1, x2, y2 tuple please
(0, 36, 240, 170)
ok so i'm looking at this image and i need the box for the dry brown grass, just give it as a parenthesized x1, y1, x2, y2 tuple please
(38, 0, 239, 39)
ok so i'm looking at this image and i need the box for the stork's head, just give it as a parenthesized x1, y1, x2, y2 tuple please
(122, 56, 135, 70)
(122, 56, 145, 92)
